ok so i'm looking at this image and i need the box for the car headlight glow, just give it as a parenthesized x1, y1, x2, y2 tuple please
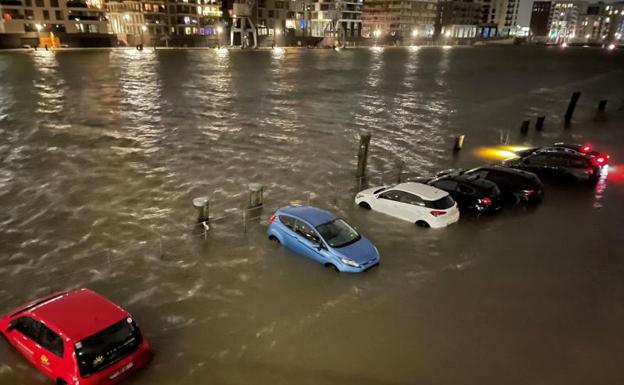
(340, 257, 360, 267)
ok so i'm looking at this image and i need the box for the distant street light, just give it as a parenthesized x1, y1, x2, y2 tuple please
(411, 30, 418, 38)
(273, 27, 281, 48)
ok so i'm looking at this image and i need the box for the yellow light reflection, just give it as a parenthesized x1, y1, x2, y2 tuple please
(474, 145, 531, 161)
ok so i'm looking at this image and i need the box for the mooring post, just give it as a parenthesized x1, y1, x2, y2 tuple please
(248, 183, 264, 209)
(536, 116, 545, 131)
(356, 133, 371, 179)
(453, 134, 465, 152)
(595, 99, 608, 121)
(193, 196, 210, 223)
(520, 120, 530, 135)
(598, 100, 607, 112)
(396, 160, 404, 184)
(564, 91, 581, 127)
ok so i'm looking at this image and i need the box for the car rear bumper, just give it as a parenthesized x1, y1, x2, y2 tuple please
(78, 339, 153, 385)
(428, 210, 460, 228)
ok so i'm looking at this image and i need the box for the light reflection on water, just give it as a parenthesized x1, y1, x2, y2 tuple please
(0, 47, 624, 385)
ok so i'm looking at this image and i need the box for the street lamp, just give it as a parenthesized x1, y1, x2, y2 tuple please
(141, 24, 147, 47)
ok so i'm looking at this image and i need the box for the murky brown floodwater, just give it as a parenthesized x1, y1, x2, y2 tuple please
(1, 46, 624, 385)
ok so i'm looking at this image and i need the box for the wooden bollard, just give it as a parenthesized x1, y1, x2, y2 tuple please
(598, 100, 607, 112)
(193, 197, 210, 223)
(536, 116, 545, 131)
(520, 120, 530, 134)
(564, 91, 581, 127)
(453, 135, 465, 151)
(356, 133, 371, 178)
(248, 183, 264, 209)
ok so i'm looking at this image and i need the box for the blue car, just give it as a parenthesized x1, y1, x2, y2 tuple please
(267, 205, 380, 273)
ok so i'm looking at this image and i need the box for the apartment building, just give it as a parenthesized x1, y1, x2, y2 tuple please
(361, 0, 437, 40)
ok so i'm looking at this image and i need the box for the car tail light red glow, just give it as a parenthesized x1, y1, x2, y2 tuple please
(585, 167, 595, 175)
(522, 190, 535, 196)
(592, 155, 608, 166)
(478, 197, 492, 206)
(430, 210, 446, 217)
(581, 144, 592, 153)
(269, 215, 277, 223)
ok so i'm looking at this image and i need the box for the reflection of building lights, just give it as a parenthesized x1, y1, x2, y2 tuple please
(141, 25, 147, 32)
(561, 41, 568, 48)
(35, 23, 43, 31)
(607, 43, 616, 50)
(373, 29, 381, 38)
(445, 31, 452, 37)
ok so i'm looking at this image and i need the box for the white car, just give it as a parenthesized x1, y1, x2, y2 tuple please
(355, 182, 460, 228)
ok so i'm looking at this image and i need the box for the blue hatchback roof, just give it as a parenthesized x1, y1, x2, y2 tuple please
(277, 205, 337, 227)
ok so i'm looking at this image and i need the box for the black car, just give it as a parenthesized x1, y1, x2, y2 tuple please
(423, 174, 503, 214)
(461, 165, 544, 205)
(504, 146, 605, 183)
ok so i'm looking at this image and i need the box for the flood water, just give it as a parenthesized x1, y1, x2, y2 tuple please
(1, 46, 624, 385)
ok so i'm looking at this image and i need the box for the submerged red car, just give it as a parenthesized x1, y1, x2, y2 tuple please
(0, 288, 152, 385)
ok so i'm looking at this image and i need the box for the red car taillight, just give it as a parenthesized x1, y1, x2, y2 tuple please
(269, 215, 277, 223)
(585, 167, 595, 175)
(430, 210, 446, 217)
(478, 197, 492, 206)
(581, 144, 592, 153)
(522, 189, 535, 196)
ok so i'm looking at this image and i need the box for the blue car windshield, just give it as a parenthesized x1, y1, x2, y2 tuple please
(316, 219, 361, 248)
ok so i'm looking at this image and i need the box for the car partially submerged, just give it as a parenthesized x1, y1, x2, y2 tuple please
(0, 289, 152, 385)
(504, 143, 609, 183)
(268, 205, 380, 273)
(355, 182, 460, 228)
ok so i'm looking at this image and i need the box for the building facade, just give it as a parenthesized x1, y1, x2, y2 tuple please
(530, 0, 551, 37)
(1, 0, 108, 35)
(106, 0, 167, 45)
(436, 0, 482, 39)
(360, 0, 437, 40)
(256, 0, 306, 37)
(548, 1, 588, 43)
(308, 0, 362, 39)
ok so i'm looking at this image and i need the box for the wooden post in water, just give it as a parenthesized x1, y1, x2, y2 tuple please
(248, 183, 264, 209)
(536, 116, 545, 131)
(453, 134, 465, 152)
(564, 91, 581, 127)
(193, 197, 210, 223)
(520, 120, 530, 135)
(595, 99, 608, 121)
(356, 133, 371, 179)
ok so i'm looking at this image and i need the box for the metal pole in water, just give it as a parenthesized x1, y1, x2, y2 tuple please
(356, 133, 371, 178)
(396, 160, 404, 184)
(536, 116, 546, 131)
(564, 91, 581, 127)
(598, 100, 607, 112)
(193, 197, 210, 223)
(520, 120, 530, 135)
(453, 134, 465, 152)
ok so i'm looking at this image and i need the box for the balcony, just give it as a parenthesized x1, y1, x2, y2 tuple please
(0, 0, 23, 6)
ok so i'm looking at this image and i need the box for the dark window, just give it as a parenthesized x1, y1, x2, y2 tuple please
(38, 324, 64, 357)
(526, 154, 548, 165)
(268, 9, 274, 17)
(34, 0, 43, 6)
(379, 190, 402, 202)
(43, 10, 49, 19)
(569, 157, 589, 168)
(275, 0, 284, 8)
(549, 155, 570, 167)
(11, 316, 63, 357)
(258, 0, 265, 7)
(50, 0, 58, 6)
(470, 169, 489, 179)
(24, 0, 32, 5)
(432, 179, 458, 191)
(316, 219, 360, 248)
(397, 192, 425, 206)
(76, 319, 142, 377)
(278, 215, 295, 230)
(25, 9, 34, 18)
(55, 10, 62, 19)
(12, 316, 42, 341)
(294, 220, 320, 243)
(426, 195, 455, 209)
(458, 184, 475, 195)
